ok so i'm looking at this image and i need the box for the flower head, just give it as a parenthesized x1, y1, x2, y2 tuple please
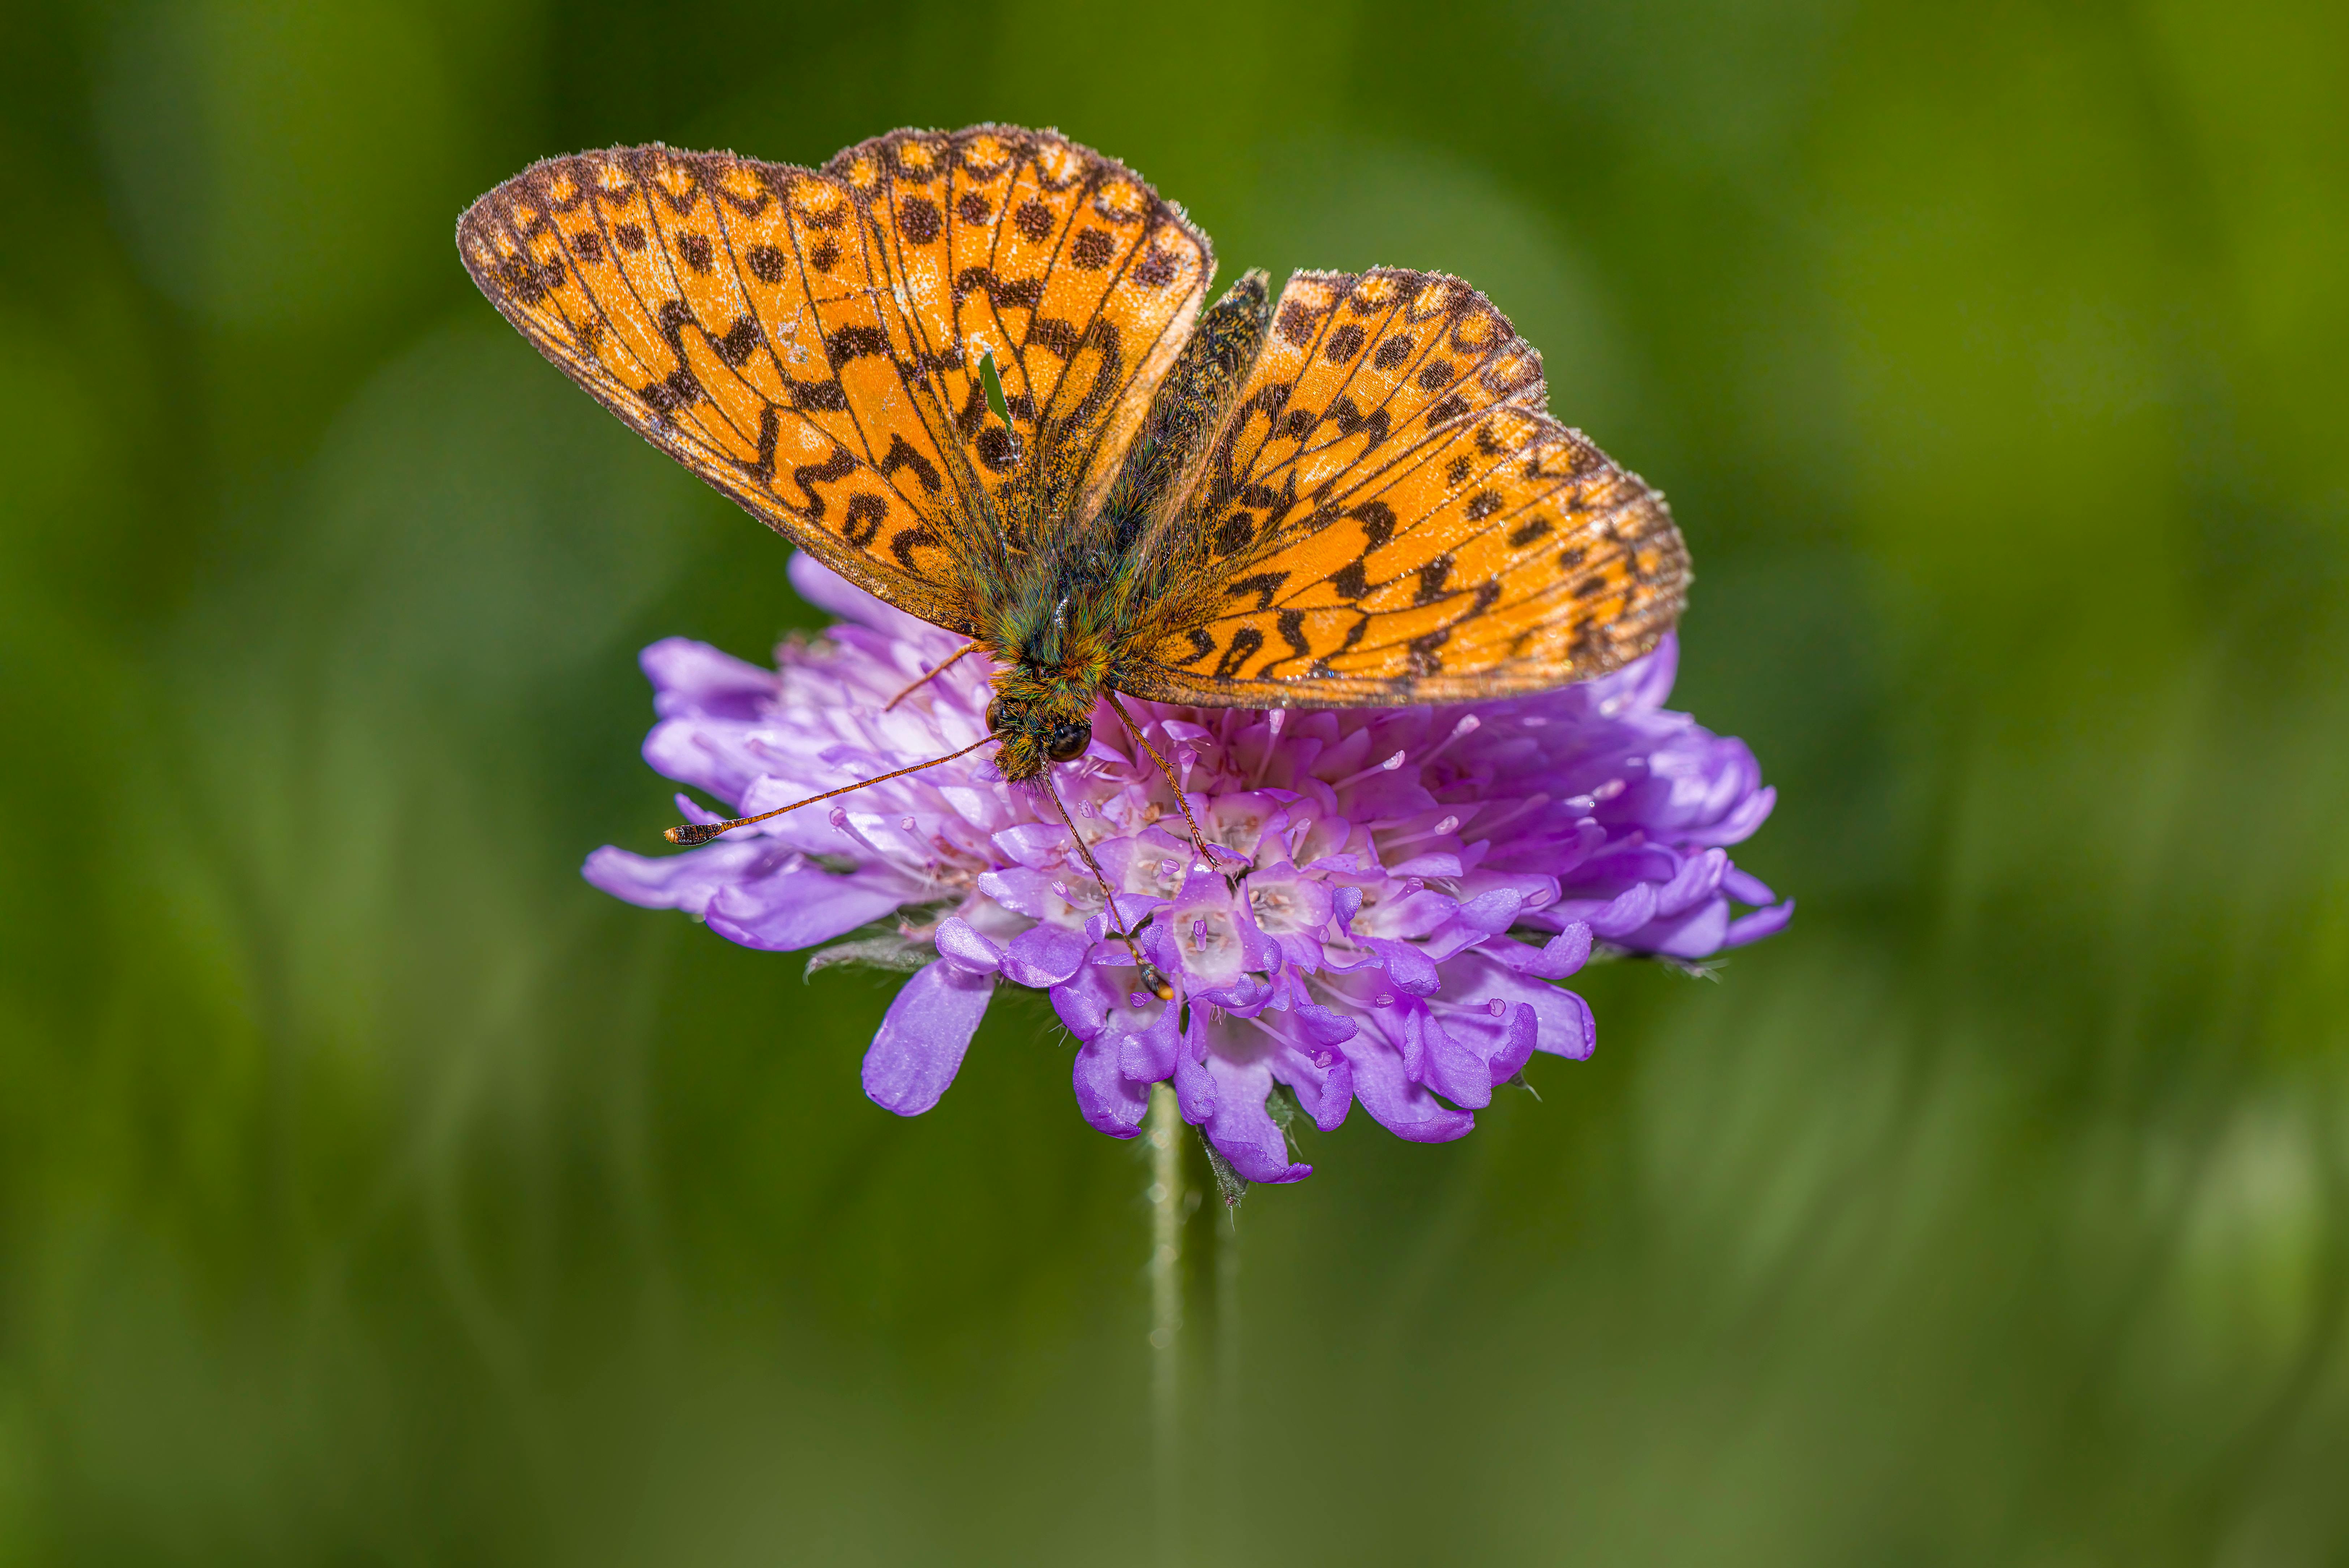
(587, 556, 1791, 1182)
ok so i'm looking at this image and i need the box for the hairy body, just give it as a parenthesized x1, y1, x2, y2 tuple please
(980, 272, 1273, 781)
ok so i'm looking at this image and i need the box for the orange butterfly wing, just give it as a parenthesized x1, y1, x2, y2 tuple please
(1118, 268, 1687, 705)
(457, 128, 1211, 631)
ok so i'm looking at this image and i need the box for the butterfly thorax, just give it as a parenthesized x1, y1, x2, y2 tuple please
(983, 273, 1276, 783)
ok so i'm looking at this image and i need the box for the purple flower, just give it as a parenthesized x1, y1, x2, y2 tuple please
(587, 555, 1792, 1183)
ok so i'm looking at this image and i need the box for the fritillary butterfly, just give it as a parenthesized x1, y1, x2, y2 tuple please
(458, 124, 1688, 844)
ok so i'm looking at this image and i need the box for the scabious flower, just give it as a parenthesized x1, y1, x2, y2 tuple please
(586, 555, 1791, 1183)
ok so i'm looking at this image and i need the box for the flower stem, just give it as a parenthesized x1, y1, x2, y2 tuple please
(1147, 1081, 1183, 1568)
(1214, 1201, 1242, 1563)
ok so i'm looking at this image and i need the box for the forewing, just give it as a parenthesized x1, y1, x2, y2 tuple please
(456, 129, 1212, 627)
(1120, 267, 1687, 705)
(459, 146, 969, 628)
(821, 126, 1212, 550)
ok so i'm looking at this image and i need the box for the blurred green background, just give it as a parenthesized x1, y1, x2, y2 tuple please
(5, 0, 2348, 1561)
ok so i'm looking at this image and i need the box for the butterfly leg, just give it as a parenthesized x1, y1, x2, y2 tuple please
(883, 642, 982, 712)
(1105, 692, 1249, 885)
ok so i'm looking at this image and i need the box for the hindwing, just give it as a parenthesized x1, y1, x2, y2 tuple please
(1118, 267, 1688, 704)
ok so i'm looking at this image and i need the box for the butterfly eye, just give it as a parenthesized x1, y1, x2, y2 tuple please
(985, 699, 1009, 735)
(1045, 720, 1092, 762)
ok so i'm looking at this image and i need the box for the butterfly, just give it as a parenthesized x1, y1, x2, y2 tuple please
(458, 124, 1688, 886)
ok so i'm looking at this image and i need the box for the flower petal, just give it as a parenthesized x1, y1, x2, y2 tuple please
(641, 636, 779, 721)
(1724, 899, 1796, 947)
(933, 916, 1004, 974)
(1120, 1000, 1182, 1082)
(704, 870, 909, 953)
(1073, 1033, 1150, 1137)
(1347, 1040, 1476, 1143)
(1203, 1059, 1311, 1183)
(862, 960, 995, 1115)
(1001, 923, 1089, 988)
(582, 839, 784, 911)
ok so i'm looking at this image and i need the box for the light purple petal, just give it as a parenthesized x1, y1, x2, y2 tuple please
(581, 839, 785, 912)
(1073, 1033, 1150, 1137)
(641, 637, 779, 721)
(704, 873, 908, 953)
(933, 916, 1004, 974)
(1203, 1059, 1311, 1183)
(1119, 1001, 1182, 1082)
(862, 960, 994, 1115)
(1347, 1041, 1476, 1143)
(1724, 899, 1796, 947)
(1001, 923, 1088, 988)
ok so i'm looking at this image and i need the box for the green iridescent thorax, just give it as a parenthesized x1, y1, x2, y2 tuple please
(979, 271, 1274, 784)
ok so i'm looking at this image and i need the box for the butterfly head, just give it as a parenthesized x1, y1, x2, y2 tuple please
(985, 669, 1097, 783)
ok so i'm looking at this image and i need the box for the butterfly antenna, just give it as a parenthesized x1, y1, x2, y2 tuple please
(883, 643, 982, 712)
(1105, 692, 1246, 882)
(1040, 770, 1175, 1001)
(665, 733, 995, 846)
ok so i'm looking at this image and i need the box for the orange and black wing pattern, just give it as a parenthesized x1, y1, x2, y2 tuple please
(1119, 268, 1687, 706)
(457, 128, 1212, 631)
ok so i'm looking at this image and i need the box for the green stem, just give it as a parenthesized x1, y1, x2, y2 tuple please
(1148, 1082, 1183, 1568)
